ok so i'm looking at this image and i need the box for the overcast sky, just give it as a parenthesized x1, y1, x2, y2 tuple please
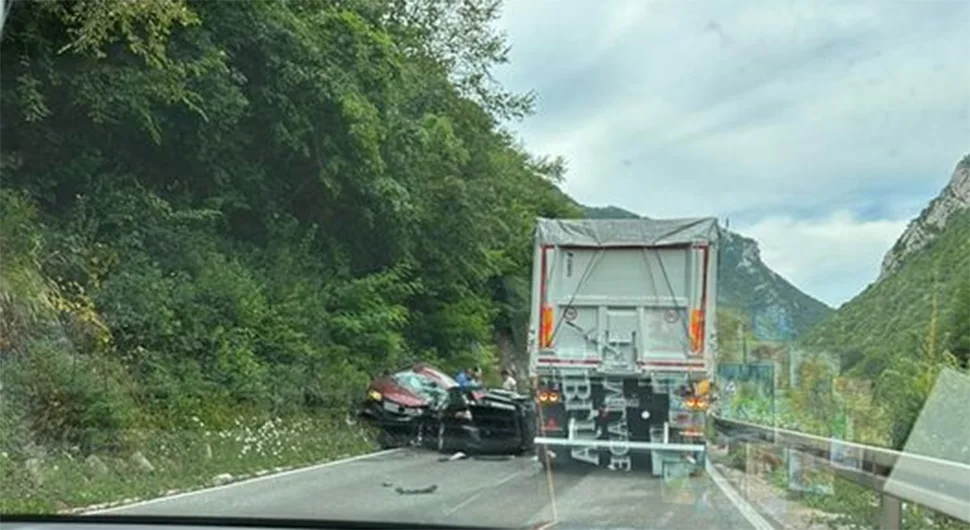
(494, 0, 970, 307)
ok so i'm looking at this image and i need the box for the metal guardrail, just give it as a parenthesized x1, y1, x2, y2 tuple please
(712, 416, 970, 526)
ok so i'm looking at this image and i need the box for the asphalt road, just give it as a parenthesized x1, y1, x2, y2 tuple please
(95, 449, 762, 529)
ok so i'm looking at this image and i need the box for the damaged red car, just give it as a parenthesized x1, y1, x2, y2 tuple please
(358, 363, 536, 455)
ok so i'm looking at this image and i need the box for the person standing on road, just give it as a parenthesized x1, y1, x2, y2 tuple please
(501, 369, 517, 392)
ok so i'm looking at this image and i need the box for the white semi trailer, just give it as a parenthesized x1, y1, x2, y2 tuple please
(527, 217, 720, 476)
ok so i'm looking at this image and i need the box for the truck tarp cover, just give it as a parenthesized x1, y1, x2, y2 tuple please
(535, 217, 720, 247)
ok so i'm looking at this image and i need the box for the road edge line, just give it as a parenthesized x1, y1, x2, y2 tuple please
(85, 448, 404, 515)
(706, 459, 775, 530)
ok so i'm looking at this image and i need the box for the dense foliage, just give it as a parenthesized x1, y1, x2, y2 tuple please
(1, 1, 966, 525)
(803, 208, 970, 381)
(714, 195, 970, 529)
(713, 187, 969, 529)
(0, 0, 580, 459)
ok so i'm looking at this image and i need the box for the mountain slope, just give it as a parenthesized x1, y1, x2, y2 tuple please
(580, 205, 832, 340)
(802, 155, 970, 374)
(878, 155, 970, 281)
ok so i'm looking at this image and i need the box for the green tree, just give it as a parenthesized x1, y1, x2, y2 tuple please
(944, 275, 970, 366)
(1, 0, 579, 449)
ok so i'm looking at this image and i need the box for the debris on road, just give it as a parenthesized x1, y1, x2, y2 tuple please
(394, 484, 438, 495)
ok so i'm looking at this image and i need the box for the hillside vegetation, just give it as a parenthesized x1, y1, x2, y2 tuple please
(803, 155, 970, 380)
(730, 165, 970, 530)
(705, 158, 969, 530)
(0, 0, 579, 509)
(803, 209, 970, 379)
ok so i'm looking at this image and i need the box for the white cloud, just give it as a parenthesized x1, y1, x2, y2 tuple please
(495, 0, 970, 304)
(738, 212, 909, 307)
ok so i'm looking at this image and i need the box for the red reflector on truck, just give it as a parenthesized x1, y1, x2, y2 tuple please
(540, 305, 553, 348)
(689, 309, 705, 353)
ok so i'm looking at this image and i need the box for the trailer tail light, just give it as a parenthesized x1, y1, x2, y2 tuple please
(540, 305, 553, 348)
(684, 396, 708, 411)
(689, 309, 705, 353)
(537, 388, 561, 404)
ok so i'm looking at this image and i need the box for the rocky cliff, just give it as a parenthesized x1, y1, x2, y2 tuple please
(878, 155, 970, 281)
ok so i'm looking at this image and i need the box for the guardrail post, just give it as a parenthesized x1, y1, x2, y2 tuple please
(878, 493, 902, 529)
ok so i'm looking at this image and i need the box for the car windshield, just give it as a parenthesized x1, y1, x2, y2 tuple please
(1, 1, 968, 529)
(393, 371, 447, 401)
(415, 365, 459, 389)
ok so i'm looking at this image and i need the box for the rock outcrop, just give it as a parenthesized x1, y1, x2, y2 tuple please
(878, 155, 970, 281)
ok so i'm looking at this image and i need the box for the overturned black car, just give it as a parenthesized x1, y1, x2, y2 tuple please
(358, 363, 536, 455)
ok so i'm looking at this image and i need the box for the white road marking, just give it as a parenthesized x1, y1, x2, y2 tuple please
(706, 460, 775, 530)
(443, 470, 524, 515)
(86, 448, 404, 514)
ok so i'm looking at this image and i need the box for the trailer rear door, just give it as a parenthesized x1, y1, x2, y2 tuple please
(535, 243, 711, 373)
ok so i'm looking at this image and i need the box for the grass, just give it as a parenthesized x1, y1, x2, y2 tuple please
(0, 414, 379, 514)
